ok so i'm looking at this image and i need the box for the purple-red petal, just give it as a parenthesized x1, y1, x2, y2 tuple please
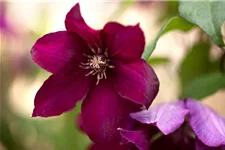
(31, 31, 87, 74)
(89, 143, 132, 150)
(32, 69, 92, 117)
(130, 101, 189, 135)
(75, 113, 84, 132)
(114, 60, 159, 108)
(103, 22, 145, 63)
(81, 79, 140, 144)
(186, 99, 225, 147)
(65, 3, 102, 48)
(119, 128, 149, 150)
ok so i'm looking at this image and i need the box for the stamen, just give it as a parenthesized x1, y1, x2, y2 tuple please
(85, 70, 95, 76)
(108, 65, 115, 68)
(93, 43, 101, 54)
(104, 48, 108, 57)
(103, 71, 107, 79)
(81, 62, 90, 65)
(99, 72, 103, 80)
(97, 48, 101, 54)
(88, 44, 96, 54)
(83, 54, 92, 58)
(92, 71, 98, 75)
(96, 73, 100, 85)
(80, 47, 114, 85)
(79, 65, 90, 69)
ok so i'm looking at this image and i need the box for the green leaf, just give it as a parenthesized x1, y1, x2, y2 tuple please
(181, 72, 225, 99)
(147, 57, 170, 66)
(160, 16, 194, 35)
(142, 16, 194, 60)
(179, 1, 225, 47)
(179, 42, 210, 87)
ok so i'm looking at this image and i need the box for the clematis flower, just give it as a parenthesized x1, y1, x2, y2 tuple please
(31, 3, 159, 143)
(117, 99, 225, 150)
(88, 143, 134, 150)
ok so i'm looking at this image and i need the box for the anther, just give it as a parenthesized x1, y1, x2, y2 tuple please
(80, 47, 114, 85)
(96, 73, 100, 85)
(83, 54, 92, 58)
(103, 71, 107, 79)
(81, 62, 90, 65)
(79, 65, 90, 69)
(104, 48, 108, 57)
(108, 65, 115, 68)
(85, 70, 95, 76)
(92, 71, 98, 75)
(97, 48, 101, 54)
(99, 73, 103, 80)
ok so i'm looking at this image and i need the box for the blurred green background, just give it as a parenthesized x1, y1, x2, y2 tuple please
(0, 1, 225, 150)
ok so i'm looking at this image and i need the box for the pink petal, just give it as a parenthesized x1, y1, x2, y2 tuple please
(114, 60, 159, 108)
(32, 68, 92, 117)
(81, 79, 140, 144)
(103, 22, 145, 62)
(195, 138, 225, 150)
(130, 101, 189, 135)
(119, 128, 149, 150)
(186, 99, 225, 147)
(65, 3, 102, 48)
(31, 31, 88, 74)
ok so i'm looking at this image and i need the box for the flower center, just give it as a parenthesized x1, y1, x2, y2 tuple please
(79, 46, 114, 85)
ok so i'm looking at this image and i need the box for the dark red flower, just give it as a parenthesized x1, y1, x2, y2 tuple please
(31, 3, 159, 143)
(88, 143, 135, 150)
